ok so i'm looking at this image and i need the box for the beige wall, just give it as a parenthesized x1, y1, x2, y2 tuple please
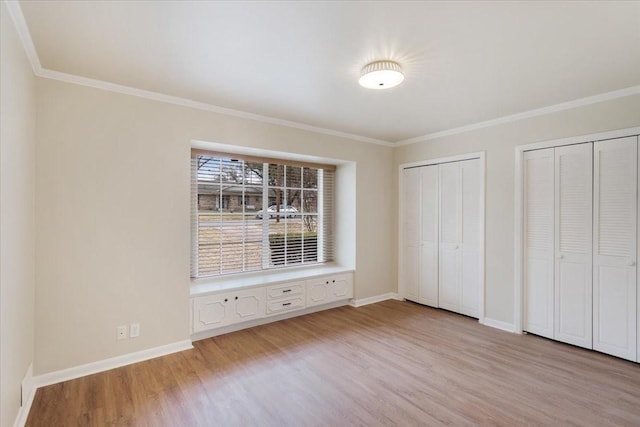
(20, 25, 640, 378)
(34, 78, 394, 374)
(393, 94, 640, 325)
(1, 3, 37, 426)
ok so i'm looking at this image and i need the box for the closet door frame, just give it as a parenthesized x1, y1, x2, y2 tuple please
(514, 127, 640, 334)
(398, 152, 486, 324)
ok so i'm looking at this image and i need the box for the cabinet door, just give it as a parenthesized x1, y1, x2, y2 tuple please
(419, 165, 439, 307)
(232, 287, 266, 323)
(193, 288, 266, 333)
(523, 148, 555, 339)
(459, 159, 481, 318)
(593, 137, 637, 361)
(439, 162, 461, 312)
(330, 274, 353, 299)
(307, 274, 353, 307)
(554, 143, 593, 349)
(402, 167, 421, 302)
(307, 277, 331, 307)
(193, 294, 233, 332)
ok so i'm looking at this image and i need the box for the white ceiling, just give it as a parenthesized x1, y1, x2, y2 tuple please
(17, 1, 640, 144)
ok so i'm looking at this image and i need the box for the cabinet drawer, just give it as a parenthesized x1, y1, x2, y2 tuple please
(267, 281, 305, 300)
(267, 297, 305, 315)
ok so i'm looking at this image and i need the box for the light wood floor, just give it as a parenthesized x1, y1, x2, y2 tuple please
(27, 300, 640, 426)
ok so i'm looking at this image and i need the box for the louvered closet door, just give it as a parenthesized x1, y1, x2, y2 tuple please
(459, 159, 481, 317)
(402, 167, 421, 302)
(593, 137, 637, 361)
(554, 143, 593, 349)
(438, 162, 461, 312)
(419, 165, 439, 307)
(523, 148, 555, 339)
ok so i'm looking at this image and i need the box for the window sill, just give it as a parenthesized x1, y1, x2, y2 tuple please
(190, 263, 354, 297)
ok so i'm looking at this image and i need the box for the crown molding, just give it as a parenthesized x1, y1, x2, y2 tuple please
(4, 1, 393, 148)
(394, 85, 640, 146)
(6, 0, 639, 149)
(37, 68, 394, 147)
(4, 0, 42, 74)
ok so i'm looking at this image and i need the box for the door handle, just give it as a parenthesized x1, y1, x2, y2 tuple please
(628, 260, 636, 267)
(556, 254, 564, 259)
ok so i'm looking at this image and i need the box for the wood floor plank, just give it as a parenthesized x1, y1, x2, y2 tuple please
(26, 300, 640, 426)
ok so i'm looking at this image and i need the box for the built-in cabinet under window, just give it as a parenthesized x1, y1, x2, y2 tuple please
(524, 135, 640, 362)
(192, 272, 353, 335)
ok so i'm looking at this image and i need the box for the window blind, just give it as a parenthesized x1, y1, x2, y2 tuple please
(190, 151, 335, 278)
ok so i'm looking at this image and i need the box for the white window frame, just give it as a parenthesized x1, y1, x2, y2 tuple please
(191, 146, 335, 279)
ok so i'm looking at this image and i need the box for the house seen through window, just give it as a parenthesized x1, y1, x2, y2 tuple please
(191, 151, 335, 278)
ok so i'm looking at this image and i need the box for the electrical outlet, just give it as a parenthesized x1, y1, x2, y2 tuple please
(117, 325, 128, 340)
(130, 323, 140, 338)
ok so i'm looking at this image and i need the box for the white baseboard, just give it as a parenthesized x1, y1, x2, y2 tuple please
(349, 292, 400, 308)
(13, 363, 35, 427)
(33, 340, 193, 389)
(480, 317, 517, 333)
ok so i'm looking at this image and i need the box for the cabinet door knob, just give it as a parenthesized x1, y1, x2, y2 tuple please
(235, 296, 238, 300)
(326, 281, 329, 284)
(557, 254, 564, 259)
(224, 298, 228, 302)
(628, 260, 636, 267)
(332, 280, 335, 283)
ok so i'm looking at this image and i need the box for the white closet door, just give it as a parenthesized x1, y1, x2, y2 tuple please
(402, 167, 421, 302)
(439, 162, 461, 312)
(593, 136, 637, 361)
(438, 159, 481, 318)
(554, 143, 593, 349)
(638, 137, 640, 364)
(523, 149, 555, 339)
(459, 159, 481, 317)
(419, 165, 439, 307)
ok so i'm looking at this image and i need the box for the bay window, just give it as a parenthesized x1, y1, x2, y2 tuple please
(190, 150, 335, 278)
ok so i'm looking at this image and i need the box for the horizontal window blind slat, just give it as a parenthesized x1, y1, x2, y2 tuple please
(191, 149, 336, 172)
(191, 152, 334, 278)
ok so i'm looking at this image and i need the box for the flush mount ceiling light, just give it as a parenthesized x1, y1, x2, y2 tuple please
(358, 60, 404, 90)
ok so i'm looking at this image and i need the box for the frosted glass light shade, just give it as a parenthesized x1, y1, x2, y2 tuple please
(358, 60, 404, 90)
